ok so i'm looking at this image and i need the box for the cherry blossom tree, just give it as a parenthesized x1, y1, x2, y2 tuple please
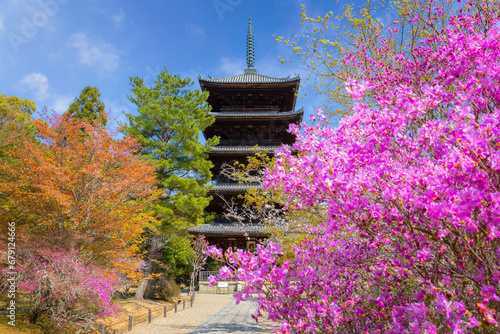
(1, 249, 118, 332)
(189, 235, 209, 296)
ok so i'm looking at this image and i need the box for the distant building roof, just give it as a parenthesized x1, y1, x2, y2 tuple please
(190, 222, 267, 235)
(198, 72, 300, 85)
(209, 107, 303, 118)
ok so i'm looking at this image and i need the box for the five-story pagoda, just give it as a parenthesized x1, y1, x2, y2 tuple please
(191, 19, 303, 251)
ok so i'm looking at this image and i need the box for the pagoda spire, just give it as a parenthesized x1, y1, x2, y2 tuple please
(245, 18, 256, 73)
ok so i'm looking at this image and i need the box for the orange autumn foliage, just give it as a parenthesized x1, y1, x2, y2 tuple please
(0, 110, 159, 274)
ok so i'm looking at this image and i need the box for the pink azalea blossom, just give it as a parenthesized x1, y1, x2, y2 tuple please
(207, 4, 500, 333)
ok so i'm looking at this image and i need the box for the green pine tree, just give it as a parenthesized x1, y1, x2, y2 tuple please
(67, 85, 107, 126)
(123, 69, 219, 299)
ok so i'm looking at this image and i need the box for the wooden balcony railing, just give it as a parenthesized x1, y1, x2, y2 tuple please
(218, 139, 282, 146)
(219, 106, 280, 112)
(199, 271, 219, 281)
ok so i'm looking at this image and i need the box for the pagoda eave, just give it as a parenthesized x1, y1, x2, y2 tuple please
(190, 223, 267, 236)
(200, 81, 299, 90)
(209, 107, 303, 120)
(209, 146, 280, 154)
(209, 183, 262, 194)
(198, 73, 300, 88)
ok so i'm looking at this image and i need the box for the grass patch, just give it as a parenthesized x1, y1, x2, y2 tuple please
(1, 291, 180, 333)
(0, 293, 41, 333)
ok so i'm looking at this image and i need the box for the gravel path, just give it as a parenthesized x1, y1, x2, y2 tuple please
(129, 294, 278, 334)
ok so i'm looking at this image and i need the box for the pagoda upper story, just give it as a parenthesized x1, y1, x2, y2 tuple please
(198, 19, 302, 149)
(199, 71, 300, 112)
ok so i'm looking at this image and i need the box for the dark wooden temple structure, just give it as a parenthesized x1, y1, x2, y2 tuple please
(191, 19, 303, 252)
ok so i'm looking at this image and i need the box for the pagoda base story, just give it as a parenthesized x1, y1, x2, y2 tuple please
(190, 222, 268, 252)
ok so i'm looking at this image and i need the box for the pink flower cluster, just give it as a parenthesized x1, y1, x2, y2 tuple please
(208, 4, 500, 333)
(8, 248, 119, 331)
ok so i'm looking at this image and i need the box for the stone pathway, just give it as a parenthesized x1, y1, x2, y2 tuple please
(189, 296, 274, 334)
(128, 294, 277, 334)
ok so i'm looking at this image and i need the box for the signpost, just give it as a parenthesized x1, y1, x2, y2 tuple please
(217, 281, 230, 294)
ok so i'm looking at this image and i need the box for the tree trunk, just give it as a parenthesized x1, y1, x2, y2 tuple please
(135, 235, 158, 300)
(135, 276, 150, 300)
(29, 310, 39, 324)
(189, 270, 195, 296)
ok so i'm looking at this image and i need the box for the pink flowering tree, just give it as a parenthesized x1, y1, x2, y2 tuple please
(1, 248, 119, 332)
(207, 4, 500, 333)
(189, 234, 209, 296)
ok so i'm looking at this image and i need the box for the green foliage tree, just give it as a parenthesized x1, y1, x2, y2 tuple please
(162, 235, 195, 279)
(0, 95, 36, 223)
(123, 68, 218, 299)
(66, 85, 107, 126)
(0, 95, 35, 152)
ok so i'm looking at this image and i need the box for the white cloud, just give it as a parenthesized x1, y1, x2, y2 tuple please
(0, 17, 4, 41)
(256, 55, 305, 79)
(112, 8, 125, 28)
(104, 96, 132, 129)
(67, 33, 120, 72)
(16, 72, 75, 114)
(217, 57, 244, 76)
(186, 23, 205, 37)
(51, 95, 73, 114)
(17, 72, 49, 100)
(211, 55, 296, 78)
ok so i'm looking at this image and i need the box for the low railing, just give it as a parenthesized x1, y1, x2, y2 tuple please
(220, 106, 280, 112)
(219, 139, 282, 146)
(199, 271, 219, 281)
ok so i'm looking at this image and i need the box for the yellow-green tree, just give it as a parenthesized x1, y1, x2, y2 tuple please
(0, 95, 35, 153)
(0, 95, 36, 223)
(220, 150, 326, 259)
(281, 0, 495, 118)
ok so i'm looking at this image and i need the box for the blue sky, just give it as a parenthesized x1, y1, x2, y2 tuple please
(0, 0, 364, 127)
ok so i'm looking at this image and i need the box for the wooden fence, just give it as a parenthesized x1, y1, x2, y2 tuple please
(96, 294, 195, 333)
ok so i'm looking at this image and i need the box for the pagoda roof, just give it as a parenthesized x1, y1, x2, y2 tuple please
(198, 72, 299, 86)
(209, 107, 303, 119)
(210, 146, 280, 153)
(190, 222, 267, 235)
(210, 182, 262, 192)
